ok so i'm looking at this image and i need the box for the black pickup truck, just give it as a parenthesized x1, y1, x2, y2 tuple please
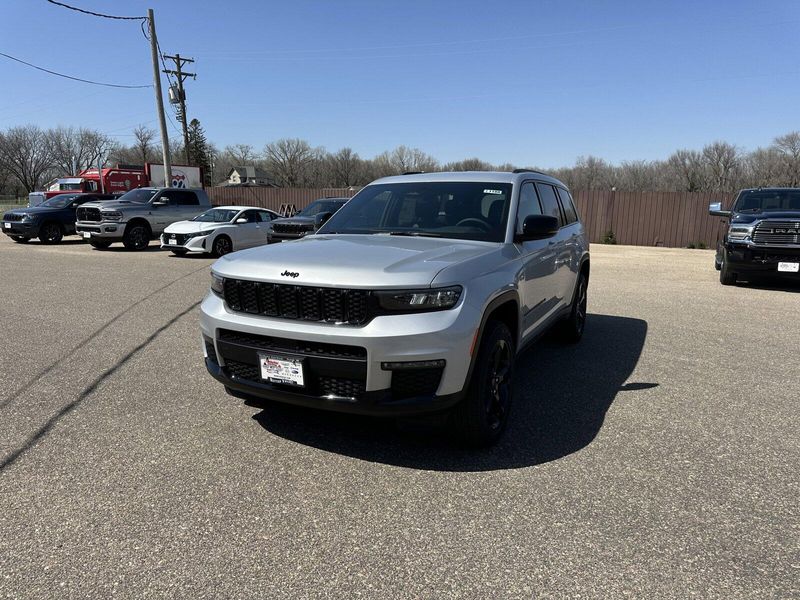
(269, 197, 348, 242)
(710, 188, 800, 285)
(2, 192, 117, 244)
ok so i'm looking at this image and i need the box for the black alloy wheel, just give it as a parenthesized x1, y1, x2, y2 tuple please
(123, 224, 150, 250)
(39, 222, 63, 244)
(213, 236, 232, 257)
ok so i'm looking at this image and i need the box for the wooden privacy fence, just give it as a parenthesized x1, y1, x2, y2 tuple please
(208, 186, 733, 248)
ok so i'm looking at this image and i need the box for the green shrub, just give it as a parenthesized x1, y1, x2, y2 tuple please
(601, 230, 617, 245)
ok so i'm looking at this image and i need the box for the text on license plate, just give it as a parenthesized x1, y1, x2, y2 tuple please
(778, 262, 799, 273)
(82, 231, 91, 239)
(3, 222, 10, 229)
(259, 354, 305, 387)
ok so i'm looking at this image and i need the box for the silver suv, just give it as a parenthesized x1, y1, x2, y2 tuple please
(76, 187, 211, 250)
(200, 171, 590, 445)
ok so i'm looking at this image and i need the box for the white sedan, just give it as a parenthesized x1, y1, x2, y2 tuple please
(161, 206, 280, 256)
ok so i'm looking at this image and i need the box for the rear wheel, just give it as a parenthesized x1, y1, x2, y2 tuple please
(719, 249, 737, 286)
(212, 235, 233, 257)
(90, 240, 112, 249)
(557, 270, 588, 343)
(450, 320, 515, 447)
(39, 222, 63, 244)
(123, 223, 151, 250)
(10, 236, 29, 243)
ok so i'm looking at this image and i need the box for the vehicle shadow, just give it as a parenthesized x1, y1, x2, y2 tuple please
(100, 243, 164, 253)
(736, 278, 800, 293)
(246, 313, 651, 472)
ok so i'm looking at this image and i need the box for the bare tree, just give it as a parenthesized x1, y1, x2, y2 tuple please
(47, 126, 113, 175)
(743, 147, 783, 188)
(666, 149, 706, 192)
(772, 131, 800, 186)
(702, 141, 740, 192)
(132, 125, 157, 166)
(443, 157, 494, 171)
(328, 147, 363, 187)
(225, 143, 258, 164)
(263, 138, 316, 186)
(571, 155, 612, 190)
(0, 125, 54, 192)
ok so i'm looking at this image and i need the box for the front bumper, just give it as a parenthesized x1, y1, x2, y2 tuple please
(76, 221, 124, 242)
(199, 291, 479, 416)
(160, 232, 209, 253)
(270, 231, 311, 242)
(2, 221, 38, 237)
(724, 242, 800, 276)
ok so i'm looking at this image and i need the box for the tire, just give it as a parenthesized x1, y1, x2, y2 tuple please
(90, 240, 112, 249)
(122, 222, 151, 250)
(212, 235, 233, 257)
(557, 270, 588, 343)
(719, 249, 737, 286)
(449, 320, 515, 447)
(714, 255, 722, 271)
(171, 248, 188, 256)
(38, 222, 63, 244)
(10, 236, 29, 243)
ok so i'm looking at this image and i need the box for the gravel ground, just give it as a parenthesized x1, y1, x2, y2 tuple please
(0, 235, 797, 599)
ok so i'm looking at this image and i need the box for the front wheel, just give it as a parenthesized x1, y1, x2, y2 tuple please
(212, 235, 233, 257)
(123, 224, 151, 250)
(449, 320, 515, 447)
(39, 222, 63, 244)
(719, 250, 737, 286)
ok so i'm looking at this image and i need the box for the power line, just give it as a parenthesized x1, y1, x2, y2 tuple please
(44, 0, 146, 21)
(0, 51, 151, 88)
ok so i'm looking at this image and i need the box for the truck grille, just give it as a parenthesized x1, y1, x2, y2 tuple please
(77, 207, 102, 222)
(272, 223, 312, 236)
(222, 278, 370, 325)
(752, 220, 800, 245)
(3, 213, 23, 222)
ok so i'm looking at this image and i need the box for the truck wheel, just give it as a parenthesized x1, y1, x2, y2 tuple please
(719, 250, 737, 286)
(90, 240, 112, 249)
(450, 319, 515, 447)
(123, 223, 150, 250)
(39, 222, 63, 244)
(557, 270, 588, 343)
(10, 236, 29, 243)
(212, 235, 233, 257)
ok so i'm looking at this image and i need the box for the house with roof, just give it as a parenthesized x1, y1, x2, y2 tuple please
(223, 166, 277, 187)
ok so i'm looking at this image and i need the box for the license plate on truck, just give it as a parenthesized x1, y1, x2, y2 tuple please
(82, 231, 91, 239)
(258, 354, 305, 387)
(778, 262, 799, 273)
(3, 222, 9, 229)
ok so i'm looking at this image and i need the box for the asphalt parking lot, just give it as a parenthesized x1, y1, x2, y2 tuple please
(0, 235, 797, 599)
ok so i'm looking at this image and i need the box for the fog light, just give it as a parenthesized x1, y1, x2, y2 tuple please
(104, 226, 117, 232)
(381, 359, 446, 371)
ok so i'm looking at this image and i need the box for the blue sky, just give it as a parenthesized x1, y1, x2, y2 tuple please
(1, 0, 798, 167)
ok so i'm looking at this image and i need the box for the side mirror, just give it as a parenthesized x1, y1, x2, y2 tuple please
(709, 202, 731, 217)
(515, 215, 559, 242)
(235, 217, 247, 224)
(314, 211, 333, 230)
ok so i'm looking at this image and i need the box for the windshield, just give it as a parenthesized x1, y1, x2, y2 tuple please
(59, 183, 82, 191)
(317, 182, 512, 242)
(193, 209, 238, 222)
(117, 188, 158, 204)
(735, 190, 800, 212)
(40, 194, 81, 208)
(298, 199, 345, 217)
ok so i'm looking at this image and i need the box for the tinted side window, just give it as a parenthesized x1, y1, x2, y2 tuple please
(177, 191, 199, 206)
(535, 183, 563, 226)
(258, 211, 273, 222)
(243, 210, 260, 223)
(556, 188, 578, 224)
(516, 182, 543, 234)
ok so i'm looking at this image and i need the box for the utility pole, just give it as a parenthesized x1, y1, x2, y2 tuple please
(148, 8, 171, 185)
(163, 54, 195, 165)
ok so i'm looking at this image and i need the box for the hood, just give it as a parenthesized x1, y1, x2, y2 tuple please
(733, 210, 800, 223)
(5, 205, 67, 216)
(80, 199, 141, 210)
(211, 234, 498, 288)
(164, 220, 224, 234)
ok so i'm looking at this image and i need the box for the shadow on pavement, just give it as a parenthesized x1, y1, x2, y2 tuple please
(247, 313, 651, 472)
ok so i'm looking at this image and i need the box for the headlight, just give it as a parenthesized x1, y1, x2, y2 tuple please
(101, 210, 123, 221)
(210, 272, 224, 296)
(375, 286, 462, 311)
(186, 231, 209, 239)
(728, 225, 754, 241)
(22, 213, 37, 222)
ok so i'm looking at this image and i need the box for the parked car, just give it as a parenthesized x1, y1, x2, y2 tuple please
(2, 192, 117, 244)
(710, 187, 800, 285)
(75, 187, 211, 250)
(199, 171, 589, 446)
(270, 197, 349, 242)
(161, 206, 280, 256)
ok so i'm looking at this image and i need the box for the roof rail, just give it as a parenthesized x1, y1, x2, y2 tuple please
(512, 168, 546, 175)
(402, 171, 424, 175)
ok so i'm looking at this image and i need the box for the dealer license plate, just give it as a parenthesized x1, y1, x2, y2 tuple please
(3, 222, 10, 229)
(259, 354, 305, 387)
(777, 262, 799, 273)
(169, 237, 177, 245)
(82, 231, 91, 239)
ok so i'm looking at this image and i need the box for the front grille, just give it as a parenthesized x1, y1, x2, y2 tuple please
(3, 213, 23, 222)
(163, 233, 190, 245)
(223, 278, 371, 325)
(391, 368, 443, 400)
(224, 361, 366, 400)
(218, 330, 366, 359)
(225, 360, 260, 381)
(77, 206, 102, 222)
(319, 376, 365, 398)
(272, 223, 312, 236)
(752, 220, 800, 246)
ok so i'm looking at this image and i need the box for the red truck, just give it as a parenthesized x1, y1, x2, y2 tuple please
(29, 163, 203, 206)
